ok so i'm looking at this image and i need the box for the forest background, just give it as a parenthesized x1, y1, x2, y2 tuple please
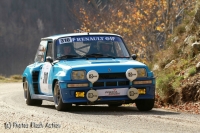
(0, 0, 195, 76)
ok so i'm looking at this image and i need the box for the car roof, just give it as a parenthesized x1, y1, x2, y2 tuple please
(41, 32, 121, 40)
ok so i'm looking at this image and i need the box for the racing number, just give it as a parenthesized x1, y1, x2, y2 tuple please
(43, 72, 48, 84)
(40, 62, 52, 94)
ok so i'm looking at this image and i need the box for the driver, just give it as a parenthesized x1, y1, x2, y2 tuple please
(63, 45, 72, 55)
(99, 42, 115, 56)
(59, 43, 74, 56)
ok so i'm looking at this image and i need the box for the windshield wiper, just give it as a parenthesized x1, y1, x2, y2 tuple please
(82, 53, 104, 58)
(102, 55, 116, 58)
(56, 54, 78, 60)
(82, 53, 117, 58)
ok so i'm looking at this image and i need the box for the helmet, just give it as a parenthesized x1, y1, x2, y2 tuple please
(98, 41, 112, 51)
(58, 43, 73, 56)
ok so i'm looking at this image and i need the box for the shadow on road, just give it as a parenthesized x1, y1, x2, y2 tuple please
(39, 104, 180, 116)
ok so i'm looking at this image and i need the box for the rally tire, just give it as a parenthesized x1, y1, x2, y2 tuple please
(135, 99, 155, 111)
(23, 79, 42, 106)
(53, 81, 72, 111)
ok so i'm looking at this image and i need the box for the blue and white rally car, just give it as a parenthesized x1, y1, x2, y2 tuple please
(22, 33, 155, 111)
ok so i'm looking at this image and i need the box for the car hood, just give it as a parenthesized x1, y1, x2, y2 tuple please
(57, 59, 149, 73)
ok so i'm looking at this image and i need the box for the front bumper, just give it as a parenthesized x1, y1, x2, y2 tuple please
(59, 78, 155, 104)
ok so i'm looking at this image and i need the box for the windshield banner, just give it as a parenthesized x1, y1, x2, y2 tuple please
(58, 36, 120, 44)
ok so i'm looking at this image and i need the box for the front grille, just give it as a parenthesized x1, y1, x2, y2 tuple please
(118, 81, 129, 86)
(106, 82, 117, 86)
(92, 73, 129, 87)
(93, 82, 104, 87)
(99, 73, 126, 79)
(93, 81, 129, 87)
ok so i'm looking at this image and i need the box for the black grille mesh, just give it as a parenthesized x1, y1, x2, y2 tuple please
(32, 71, 40, 94)
(93, 72, 129, 87)
(99, 73, 126, 79)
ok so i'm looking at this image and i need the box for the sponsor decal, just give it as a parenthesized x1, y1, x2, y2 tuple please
(105, 88, 120, 96)
(89, 74, 98, 79)
(72, 36, 116, 42)
(128, 72, 136, 77)
(58, 36, 118, 44)
(129, 91, 138, 96)
(88, 93, 94, 98)
(97, 88, 128, 96)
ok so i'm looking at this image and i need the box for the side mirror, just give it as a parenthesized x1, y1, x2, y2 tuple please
(46, 56, 53, 63)
(131, 54, 137, 60)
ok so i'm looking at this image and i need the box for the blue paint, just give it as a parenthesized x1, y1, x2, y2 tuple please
(22, 33, 155, 106)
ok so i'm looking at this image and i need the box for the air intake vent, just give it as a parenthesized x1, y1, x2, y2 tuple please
(32, 71, 39, 82)
(32, 71, 40, 94)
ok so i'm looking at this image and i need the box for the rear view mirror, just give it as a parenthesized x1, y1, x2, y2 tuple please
(131, 54, 137, 60)
(46, 56, 53, 63)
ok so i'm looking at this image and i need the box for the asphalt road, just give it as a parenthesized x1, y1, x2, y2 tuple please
(0, 83, 200, 133)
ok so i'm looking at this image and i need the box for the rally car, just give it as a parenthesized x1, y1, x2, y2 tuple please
(22, 32, 155, 111)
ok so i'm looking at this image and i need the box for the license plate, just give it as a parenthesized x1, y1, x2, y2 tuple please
(97, 88, 128, 96)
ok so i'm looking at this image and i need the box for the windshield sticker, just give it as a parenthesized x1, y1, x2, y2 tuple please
(59, 37, 72, 44)
(57, 36, 119, 45)
(71, 36, 116, 42)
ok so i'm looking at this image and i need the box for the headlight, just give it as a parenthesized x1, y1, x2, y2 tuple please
(135, 68, 147, 77)
(71, 70, 86, 80)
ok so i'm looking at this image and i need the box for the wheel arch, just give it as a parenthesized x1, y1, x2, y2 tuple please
(22, 77, 26, 86)
(52, 79, 59, 94)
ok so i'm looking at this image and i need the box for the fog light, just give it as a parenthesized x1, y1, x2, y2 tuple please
(75, 92, 85, 97)
(138, 89, 146, 94)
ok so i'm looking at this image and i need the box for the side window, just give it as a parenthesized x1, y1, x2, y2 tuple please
(46, 42, 53, 58)
(34, 41, 48, 62)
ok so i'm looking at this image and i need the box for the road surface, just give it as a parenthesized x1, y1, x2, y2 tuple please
(0, 83, 200, 133)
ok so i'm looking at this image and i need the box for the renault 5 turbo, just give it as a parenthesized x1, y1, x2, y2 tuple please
(22, 33, 155, 111)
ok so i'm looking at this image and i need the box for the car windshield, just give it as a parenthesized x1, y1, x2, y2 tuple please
(56, 35, 130, 59)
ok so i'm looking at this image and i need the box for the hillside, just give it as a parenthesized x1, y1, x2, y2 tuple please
(153, 1, 200, 114)
(0, 0, 94, 76)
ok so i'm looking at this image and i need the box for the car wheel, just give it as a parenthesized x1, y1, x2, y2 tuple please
(135, 99, 155, 111)
(53, 81, 71, 111)
(108, 103, 122, 107)
(23, 79, 42, 106)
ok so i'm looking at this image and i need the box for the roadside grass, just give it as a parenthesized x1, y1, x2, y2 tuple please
(0, 75, 22, 83)
(188, 66, 196, 76)
(156, 71, 176, 98)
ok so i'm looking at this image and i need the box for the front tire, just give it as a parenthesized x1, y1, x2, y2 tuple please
(23, 79, 42, 106)
(53, 81, 71, 111)
(135, 99, 155, 111)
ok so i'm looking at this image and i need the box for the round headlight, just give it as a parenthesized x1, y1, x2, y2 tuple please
(71, 70, 86, 80)
(135, 68, 147, 77)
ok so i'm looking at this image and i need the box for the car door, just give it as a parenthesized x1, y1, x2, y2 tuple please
(37, 40, 53, 95)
